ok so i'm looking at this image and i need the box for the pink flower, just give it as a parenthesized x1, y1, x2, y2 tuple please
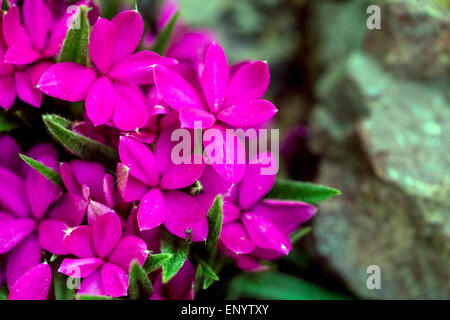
(59, 211, 148, 298)
(150, 259, 194, 300)
(154, 41, 277, 130)
(117, 126, 207, 241)
(60, 159, 128, 224)
(154, 42, 277, 183)
(196, 153, 316, 266)
(0, 0, 76, 109)
(38, 10, 178, 131)
(0, 135, 86, 287)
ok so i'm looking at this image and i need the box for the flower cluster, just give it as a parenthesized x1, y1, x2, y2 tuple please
(0, 0, 327, 300)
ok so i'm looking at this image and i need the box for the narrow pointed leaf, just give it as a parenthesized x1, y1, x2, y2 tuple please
(0, 287, 7, 300)
(42, 114, 119, 170)
(227, 271, 350, 300)
(53, 270, 76, 300)
(266, 179, 341, 204)
(195, 257, 219, 290)
(128, 260, 153, 300)
(19, 154, 63, 188)
(143, 253, 172, 274)
(160, 227, 190, 283)
(206, 195, 223, 254)
(60, 5, 91, 65)
(0, 112, 20, 132)
(193, 264, 203, 295)
(290, 226, 312, 244)
(1, 0, 9, 11)
(151, 11, 180, 55)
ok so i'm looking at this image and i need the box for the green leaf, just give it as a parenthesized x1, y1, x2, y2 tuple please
(53, 271, 76, 300)
(194, 264, 203, 295)
(160, 227, 190, 283)
(290, 226, 312, 244)
(0, 112, 19, 132)
(76, 294, 118, 300)
(19, 154, 63, 188)
(42, 114, 119, 170)
(128, 260, 153, 300)
(151, 11, 180, 55)
(0, 286, 8, 300)
(59, 5, 90, 65)
(227, 271, 350, 300)
(196, 258, 219, 290)
(143, 253, 172, 273)
(266, 179, 341, 204)
(1, 0, 10, 11)
(206, 195, 223, 254)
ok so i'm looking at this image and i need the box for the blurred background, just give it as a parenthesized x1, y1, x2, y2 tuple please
(162, 0, 449, 300)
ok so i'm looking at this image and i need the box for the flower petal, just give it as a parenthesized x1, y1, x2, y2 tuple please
(242, 212, 291, 255)
(160, 158, 205, 190)
(5, 234, 41, 287)
(58, 257, 104, 278)
(100, 263, 129, 297)
(203, 124, 246, 183)
(14, 70, 43, 108)
(225, 60, 270, 106)
(89, 17, 117, 74)
(112, 83, 150, 131)
(116, 163, 149, 202)
(0, 167, 29, 218)
(107, 236, 147, 272)
(92, 212, 122, 258)
(38, 63, 98, 102)
(137, 188, 165, 231)
(38, 219, 69, 255)
(165, 259, 195, 300)
(23, 0, 51, 51)
(200, 42, 229, 113)
(0, 134, 22, 172)
(119, 136, 159, 186)
(0, 219, 35, 254)
(8, 263, 51, 300)
(47, 193, 87, 227)
(217, 99, 277, 128)
(85, 76, 115, 126)
(179, 107, 216, 129)
(70, 160, 106, 204)
(25, 156, 62, 220)
(237, 152, 277, 210)
(252, 199, 316, 234)
(220, 222, 254, 254)
(164, 191, 208, 242)
(2, 5, 31, 48)
(109, 51, 177, 84)
(4, 43, 40, 65)
(0, 75, 16, 110)
(111, 10, 143, 63)
(64, 225, 95, 258)
(154, 65, 204, 112)
(78, 271, 105, 297)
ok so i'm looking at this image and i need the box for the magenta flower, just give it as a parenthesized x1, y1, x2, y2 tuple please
(0, 0, 76, 109)
(60, 159, 127, 224)
(38, 10, 178, 131)
(197, 153, 316, 263)
(151, 258, 194, 300)
(153, 42, 277, 183)
(117, 126, 207, 241)
(0, 136, 86, 286)
(154, 42, 277, 130)
(58, 211, 148, 298)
